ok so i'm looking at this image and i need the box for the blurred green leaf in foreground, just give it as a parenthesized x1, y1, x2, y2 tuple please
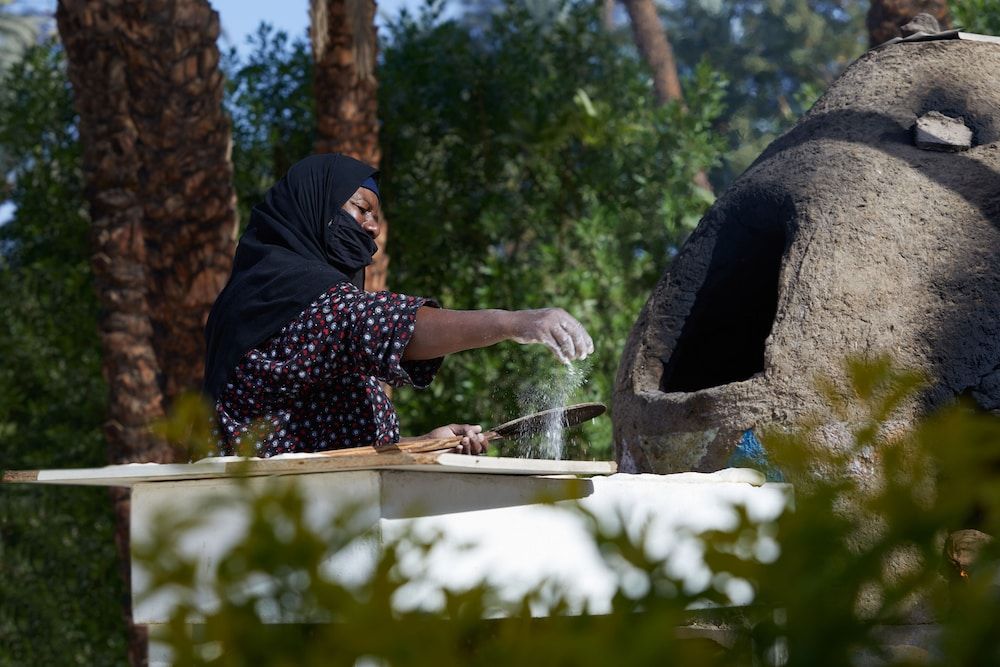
(143, 357, 1000, 665)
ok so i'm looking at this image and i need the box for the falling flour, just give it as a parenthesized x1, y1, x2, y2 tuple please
(517, 359, 592, 460)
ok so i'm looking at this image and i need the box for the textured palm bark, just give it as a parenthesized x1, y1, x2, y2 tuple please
(131, 4, 239, 405)
(866, 0, 951, 46)
(310, 0, 388, 292)
(58, 0, 237, 423)
(56, 2, 237, 664)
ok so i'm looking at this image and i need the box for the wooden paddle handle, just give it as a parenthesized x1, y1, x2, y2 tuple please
(315, 430, 501, 458)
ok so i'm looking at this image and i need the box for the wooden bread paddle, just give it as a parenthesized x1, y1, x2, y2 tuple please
(316, 402, 606, 457)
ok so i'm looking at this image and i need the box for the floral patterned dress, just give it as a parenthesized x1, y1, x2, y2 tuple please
(215, 282, 442, 457)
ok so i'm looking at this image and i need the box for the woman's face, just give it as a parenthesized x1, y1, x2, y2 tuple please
(342, 187, 381, 239)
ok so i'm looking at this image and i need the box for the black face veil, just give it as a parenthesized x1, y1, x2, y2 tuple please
(203, 154, 378, 400)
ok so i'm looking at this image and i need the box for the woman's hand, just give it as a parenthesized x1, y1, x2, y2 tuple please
(508, 308, 594, 364)
(426, 423, 489, 455)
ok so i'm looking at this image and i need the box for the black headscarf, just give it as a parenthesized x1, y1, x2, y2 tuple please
(204, 154, 379, 400)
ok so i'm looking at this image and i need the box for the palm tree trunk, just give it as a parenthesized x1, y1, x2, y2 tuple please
(56, 2, 238, 663)
(601, 0, 616, 31)
(622, 0, 683, 105)
(621, 0, 712, 192)
(310, 0, 388, 292)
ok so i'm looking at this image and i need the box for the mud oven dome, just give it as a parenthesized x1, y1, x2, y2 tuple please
(613, 38, 1000, 475)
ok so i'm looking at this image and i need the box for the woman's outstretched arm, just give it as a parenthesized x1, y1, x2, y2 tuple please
(402, 306, 594, 364)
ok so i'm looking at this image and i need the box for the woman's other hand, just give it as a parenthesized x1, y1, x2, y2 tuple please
(427, 423, 489, 455)
(508, 308, 595, 364)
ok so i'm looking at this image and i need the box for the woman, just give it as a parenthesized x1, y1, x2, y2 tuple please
(205, 154, 593, 457)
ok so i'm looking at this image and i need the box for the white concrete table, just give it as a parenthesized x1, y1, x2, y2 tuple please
(4, 452, 790, 662)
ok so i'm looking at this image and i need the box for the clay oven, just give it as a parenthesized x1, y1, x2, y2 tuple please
(614, 38, 1000, 474)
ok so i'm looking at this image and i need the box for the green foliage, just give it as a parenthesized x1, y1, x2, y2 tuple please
(738, 358, 1000, 665)
(142, 357, 1000, 665)
(151, 392, 226, 461)
(950, 0, 1000, 35)
(141, 359, 1000, 666)
(223, 24, 315, 227)
(664, 0, 867, 183)
(381, 0, 726, 454)
(0, 43, 127, 665)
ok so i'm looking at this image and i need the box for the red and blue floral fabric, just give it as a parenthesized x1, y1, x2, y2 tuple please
(215, 283, 441, 457)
